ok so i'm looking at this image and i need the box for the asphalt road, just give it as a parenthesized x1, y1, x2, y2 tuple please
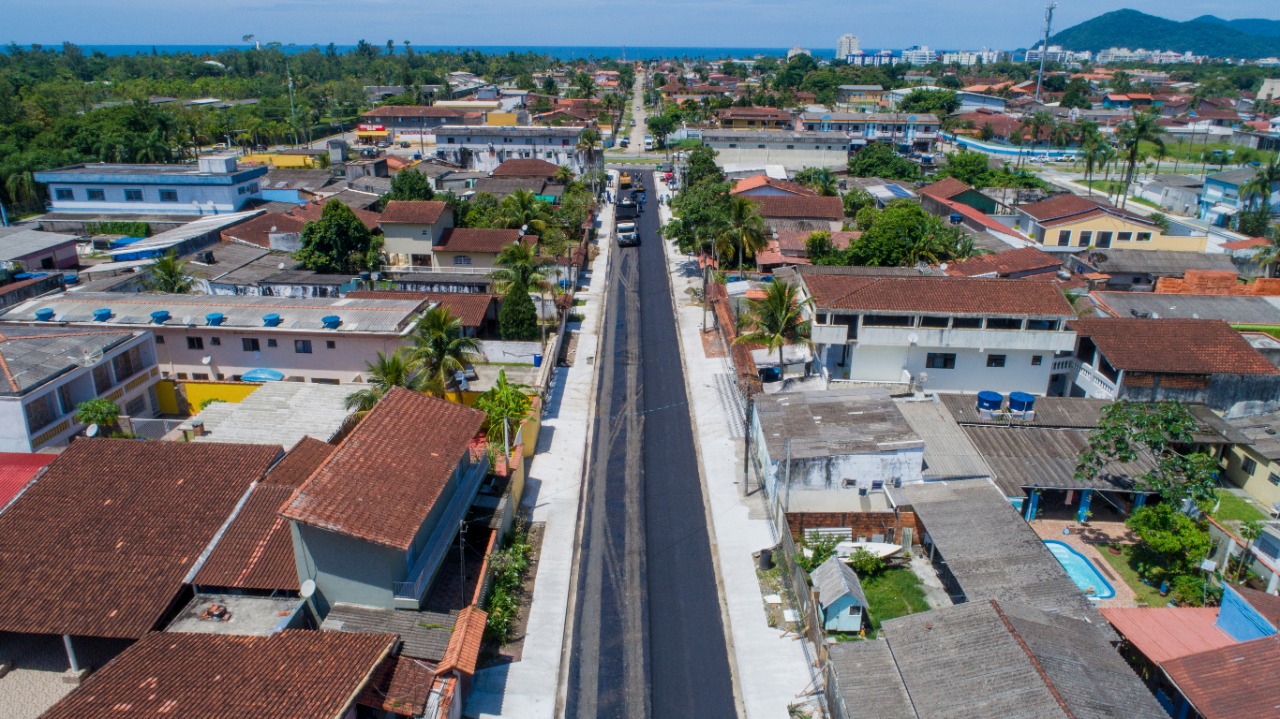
(565, 172, 736, 719)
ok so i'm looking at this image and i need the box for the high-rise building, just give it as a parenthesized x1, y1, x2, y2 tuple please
(901, 46, 936, 66)
(837, 34, 860, 60)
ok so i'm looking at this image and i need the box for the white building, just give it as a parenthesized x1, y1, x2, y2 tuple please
(901, 46, 937, 66)
(1024, 45, 1090, 64)
(787, 46, 811, 60)
(940, 49, 1002, 67)
(33, 155, 267, 217)
(433, 126, 591, 174)
(1, 292, 431, 385)
(0, 326, 159, 452)
(837, 34, 861, 60)
(787, 268, 1077, 395)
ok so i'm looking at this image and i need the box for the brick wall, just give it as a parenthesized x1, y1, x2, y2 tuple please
(786, 510, 923, 545)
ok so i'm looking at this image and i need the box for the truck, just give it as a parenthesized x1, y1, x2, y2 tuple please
(616, 221, 639, 246)
(619, 171, 633, 189)
(616, 198, 639, 220)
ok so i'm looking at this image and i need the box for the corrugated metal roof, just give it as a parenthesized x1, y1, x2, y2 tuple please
(1100, 607, 1235, 664)
(322, 602, 457, 661)
(189, 382, 359, 450)
(755, 387, 922, 459)
(895, 400, 993, 481)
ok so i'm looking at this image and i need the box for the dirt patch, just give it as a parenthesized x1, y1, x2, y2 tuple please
(479, 521, 545, 668)
(701, 328, 727, 359)
(560, 330, 580, 366)
(756, 557, 803, 634)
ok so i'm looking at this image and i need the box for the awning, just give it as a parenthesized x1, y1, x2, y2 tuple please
(241, 368, 285, 382)
(356, 130, 390, 137)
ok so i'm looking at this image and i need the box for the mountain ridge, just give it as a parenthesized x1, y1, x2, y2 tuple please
(1046, 9, 1280, 59)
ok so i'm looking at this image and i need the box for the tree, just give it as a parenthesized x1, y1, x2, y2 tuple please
(146, 249, 193, 293)
(805, 231, 836, 262)
(75, 398, 120, 432)
(1126, 503, 1212, 578)
(498, 283, 540, 340)
(1116, 110, 1165, 209)
(386, 169, 434, 202)
(847, 202, 966, 267)
(793, 167, 837, 196)
(295, 200, 382, 274)
(408, 305, 483, 398)
(848, 548, 885, 577)
(344, 349, 425, 412)
(474, 369, 532, 445)
(1237, 520, 1265, 581)
(497, 190, 551, 234)
(1076, 401, 1220, 503)
(796, 533, 840, 573)
(848, 143, 920, 181)
(1061, 78, 1093, 110)
(734, 280, 811, 373)
(716, 196, 768, 270)
(843, 188, 874, 218)
(979, 122, 996, 142)
(1242, 157, 1280, 220)
(897, 88, 961, 116)
(490, 240, 550, 295)
(938, 150, 990, 186)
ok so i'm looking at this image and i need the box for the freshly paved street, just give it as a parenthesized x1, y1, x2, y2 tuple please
(565, 171, 736, 719)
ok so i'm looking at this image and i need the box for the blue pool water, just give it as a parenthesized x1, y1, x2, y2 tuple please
(1044, 540, 1116, 600)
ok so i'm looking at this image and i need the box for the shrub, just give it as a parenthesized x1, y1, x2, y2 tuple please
(848, 548, 885, 577)
(499, 284, 540, 340)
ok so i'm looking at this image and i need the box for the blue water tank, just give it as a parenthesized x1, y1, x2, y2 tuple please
(976, 391, 1003, 411)
(321, 315, 342, 329)
(34, 308, 55, 322)
(93, 308, 112, 322)
(263, 313, 282, 327)
(206, 312, 225, 326)
(63, 273, 79, 285)
(150, 310, 171, 324)
(1009, 391, 1036, 413)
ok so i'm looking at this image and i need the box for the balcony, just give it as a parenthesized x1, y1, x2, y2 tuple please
(381, 264, 493, 276)
(856, 326, 1077, 353)
(1051, 357, 1079, 373)
(392, 457, 489, 608)
(1075, 362, 1118, 399)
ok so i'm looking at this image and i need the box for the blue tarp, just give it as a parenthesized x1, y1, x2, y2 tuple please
(241, 368, 285, 382)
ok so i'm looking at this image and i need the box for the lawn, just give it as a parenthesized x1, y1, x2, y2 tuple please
(862, 567, 929, 634)
(1211, 489, 1269, 524)
(1097, 544, 1171, 608)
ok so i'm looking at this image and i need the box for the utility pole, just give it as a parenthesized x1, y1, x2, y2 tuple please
(1034, 2, 1057, 102)
(286, 61, 299, 148)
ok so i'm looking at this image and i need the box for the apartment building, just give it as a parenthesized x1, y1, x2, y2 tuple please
(799, 112, 940, 152)
(433, 125, 591, 174)
(33, 155, 267, 216)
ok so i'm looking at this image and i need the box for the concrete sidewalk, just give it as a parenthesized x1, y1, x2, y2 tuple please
(467, 191, 615, 719)
(654, 180, 823, 718)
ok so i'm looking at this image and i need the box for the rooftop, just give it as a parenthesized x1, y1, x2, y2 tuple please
(894, 399, 994, 481)
(0, 229, 79, 262)
(918, 177, 974, 201)
(191, 484, 300, 592)
(731, 174, 817, 197)
(801, 274, 1074, 317)
(0, 439, 279, 639)
(701, 129, 853, 142)
(363, 105, 465, 118)
(281, 387, 486, 551)
(263, 436, 336, 487)
(164, 592, 302, 635)
(345, 291, 497, 329)
(436, 227, 525, 254)
(491, 158, 561, 177)
(381, 200, 449, 225)
(323, 603, 458, 661)
(747, 195, 844, 220)
(1080, 249, 1235, 276)
(825, 641, 915, 719)
(962, 424, 1152, 496)
(1069, 317, 1280, 375)
(0, 326, 143, 396)
(1018, 194, 1153, 228)
(811, 555, 867, 608)
(754, 387, 923, 460)
(944, 247, 1061, 278)
(1091, 292, 1280, 325)
(1160, 635, 1280, 719)
(435, 125, 584, 138)
(187, 381, 359, 450)
(41, 630, 394, 719)
(1100, 607, 1235, 664)
(0, 451, 53, 509)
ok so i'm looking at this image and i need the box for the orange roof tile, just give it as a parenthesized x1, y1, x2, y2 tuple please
(919, 177, 974, 201)
(748, 195, 843, 220)
(359, 656, 437, 717)
(438, 605, 487, 677)
(1100, 607, 1235, 664)
(264, 436, 336, 488)
(731, 174, 818, 197)
(381, 200, 449, 225)
(194, 484, 299, 592)
(945, 247, 1059, 278)
(1160, 635, 1280, 719)
(1069, 317, 1280, 375)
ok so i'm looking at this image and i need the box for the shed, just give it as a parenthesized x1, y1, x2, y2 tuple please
(810, 556, 867, 632)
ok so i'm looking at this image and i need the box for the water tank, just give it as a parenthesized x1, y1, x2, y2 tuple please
(93, 308, 112, 322)
(1009, 392, 1036, 413)
(150, 310, 171, 324)
(34, 308, 55, 322)
(976, 391, 1003, 412)
(63, 273, 79, 285)
(321, 315, 342, 329)
(263, 313, 282, 327)
(206, 312, 225, 326)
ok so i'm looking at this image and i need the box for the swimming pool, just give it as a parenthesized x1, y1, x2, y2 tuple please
(1044, 540, 1116, 600)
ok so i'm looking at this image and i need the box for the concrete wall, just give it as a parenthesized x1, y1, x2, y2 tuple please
(44, 180, 262, 216)
(432, 250, 502, 270)
(707, 147, 850, 171)
(766, 451, 924, 512)
(786, 510, 920, 543)
(153, 327, 411, 383)
(1118, 373, 1280, 416)
(291, 522, 408, 614)
(383, 215, 452, 263)
(1223, 443, 1280, 512)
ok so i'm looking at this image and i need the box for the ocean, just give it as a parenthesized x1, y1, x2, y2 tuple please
(12, 44, 839, 61)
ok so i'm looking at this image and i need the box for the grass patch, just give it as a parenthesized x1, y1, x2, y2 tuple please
(1097, 544, 1171, 607)
(1211, 489, 1269, 524)
(862, 567, 929, 634)
(572, 298, 587, 306)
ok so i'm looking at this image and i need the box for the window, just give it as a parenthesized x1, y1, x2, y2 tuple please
(295, 340, 313, 354)
(848, 606, 859, 615)
(326, 340, 336, 349)
(1117, 232, 1133, 242)
(92, 363, 114, 394)
(154, 335, 165, 344)
(242, 338, 260, 352)
(985, 318, 1023, 330)
(987, 354, 1007, 368)
(454, 256, 473, 265)
(926, 352, 956, 369)
(187, 337, 204, 350)
(920, 316, 949, 329)
(24, 394, 56, 432)
(159, 189, 178, 202)
(124, 189, 143, 202)
(1026, 319, 1060, 331)
(1057, 230, 1072, 246)
(1243, 457, 1258, 475)
(87, 189, 106, 201)
(862, 315, 914, 327)
(55, 188, 74, 201)
(1032, 355, 1043, 366)
(267, 339, 277, 348)
(1270, 473, 1280, 487)
(210, 337, 221, 346)
(191, 372, 210, 380)
(1137, 232, 1153, 242)
(57, 385, 75, 416)
(1077, 230, 1092, 247)
(422, 229, 430, 236)
(1096, 231, 1113, 248)
(311, 377, 340, 385)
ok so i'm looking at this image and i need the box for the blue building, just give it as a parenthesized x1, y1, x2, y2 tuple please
(810, 556, 868, 633)
(1200, 165, 1280, 227)
(34, 155, 267, 216)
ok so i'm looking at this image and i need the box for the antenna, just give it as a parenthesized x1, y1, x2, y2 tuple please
(1035, 1, 1058, 102)
(71, 347, 104, 367)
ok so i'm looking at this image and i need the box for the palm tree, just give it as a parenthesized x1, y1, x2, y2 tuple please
(1028, 111, 1054, 150)
(146, 250, 193, 293)
(1080, 125, 1109, 196)
(345, 349, 425, 411)
(498, 190, 552, 234)
(1243, 157, 1280, 218)
(573, 73, 598, 104)
(576, 128, 601, 185)
(553, 165, 576, 185)
(796, 168, 838, 196)
(407, 305, 484, 398)
(716, 196, 768, 273)
(733, 280, 811, 376)
(491, 240, 551, 295)
(1116, 110, 1165, 209)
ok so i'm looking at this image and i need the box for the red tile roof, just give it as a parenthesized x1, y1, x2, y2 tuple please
(281, 388, 486, 551)
(940, 200, 1030, 239)
(437, 605, 487, 677)
(1100, 607, 1236, 664)
(717, 106, 793, 121)
(1160, 635, 1280, 719)
(919, 177, 974, 201)
(0, 452, 53, 508)
(381, 200, 450, 225)
(775, 230, 860, 254)
(491, 158, 562, 178)
(436, 228, 524, 254)
(802, 274, 1075, 316)
(290, 200, 382, 231)
(0, 439, 279, 639)
(193, 484, 299, 592)
(221, 212, 306, 249)
(1018, 194, 1152, 228)
(264, 436, 336, 487)
(345, 291, 497, 328)
(359, 655, 437, 717)
(748, 195, 843, 220)
(1069, 317, 1280, 375)
(363, 105, 466, 118)
(945, 247, 1060, 278)
(1222, 237, 1271, 251)
(731, 175, 818, 197)
(42, 630, 395, 719)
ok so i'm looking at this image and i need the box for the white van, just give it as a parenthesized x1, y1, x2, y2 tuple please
(617, 221, 639, 246)
(643, 136, 654, 151)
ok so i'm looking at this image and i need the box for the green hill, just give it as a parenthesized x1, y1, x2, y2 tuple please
(1046, 9, 1280, 59)
(1193, 15, 1280, 38)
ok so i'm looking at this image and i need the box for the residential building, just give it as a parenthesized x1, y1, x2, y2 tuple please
(433, 228, 529, 270)
(1135, 174, 1204, 216)
(1024, 45, 1087, 64)
(1200, 166, 1280, 226)
(799, 112, 940, 152)
(834, 85, 884, 111)
(0, 292, 430, 384)
(34, 155, 267, 216)
(846, 50, 900, 67)
(715, 106, 795, 130)
(282, 388, 487, 612)
(1067, 317, 1280, 413)
(700, 130, 853, 170)
(940, 49, 1002, 66)
(747, 195, 845, 234)
(490, 157, 562, 179)
(1223, 411, 1280, 514)
(756, 230, 860, 271)
(943, 246, 1063, 280)
(1014, 194, 1207, 253)
(792, 269, 1077, 394)
(1261, 78, 1280, 103)
(0, 228, 79, 272)
(810, 556, 867, 633)
(0, 327, 159, 453)
(918, 177, 1004, 215)
(836, 34, 860, 60)
(787, 46, 810, 60)
(886, 86, 1006, 113)
(380, 199, 455, 269)
(181, 381, 356, 449)
(730, 174, 818, 198)
(1067, 249, 1237, 291)
(434, 125, 591, 174)
(901, 46, 936, 65)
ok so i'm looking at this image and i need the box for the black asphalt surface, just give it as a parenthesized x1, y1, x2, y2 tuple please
(566, 171, 736, 719)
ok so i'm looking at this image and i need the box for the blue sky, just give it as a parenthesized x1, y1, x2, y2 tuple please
(4, 1, 1277, 49)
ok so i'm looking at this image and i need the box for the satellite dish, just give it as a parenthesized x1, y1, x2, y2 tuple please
(182, 315, 193, 326)
(939, 262, 948, 271)
(201, 356, 213, 365)
(907, 333, 919, 345)
(85, 424, 99, 438)
(917, 372, 929, 385)
(278, 262, 287, 270)
(300, 579, 316, 599)
(72, 347, 104, 367)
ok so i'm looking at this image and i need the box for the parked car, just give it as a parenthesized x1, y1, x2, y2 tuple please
(376, 141, 390, 149)
(400, 141, 411, 148)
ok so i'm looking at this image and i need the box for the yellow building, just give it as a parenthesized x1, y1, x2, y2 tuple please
(1015, 195, 1207, 253)
(835, 84, 884, 110)
(1224, 412, 1280, 515)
